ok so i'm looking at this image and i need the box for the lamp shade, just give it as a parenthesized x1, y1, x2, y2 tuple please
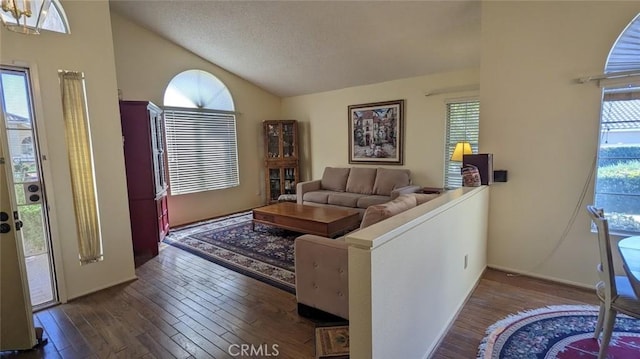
(450, 142, 472, 161)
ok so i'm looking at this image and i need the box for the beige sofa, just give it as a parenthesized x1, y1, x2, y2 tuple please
(296, 167, 421, 218)
(294, 192, 439, 320)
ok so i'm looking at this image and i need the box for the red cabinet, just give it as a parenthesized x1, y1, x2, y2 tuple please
(119, 101, 169, 257)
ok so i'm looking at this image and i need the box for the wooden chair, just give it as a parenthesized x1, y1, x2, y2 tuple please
(587, 205, 640, 359)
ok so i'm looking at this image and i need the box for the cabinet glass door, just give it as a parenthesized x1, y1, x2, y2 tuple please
(150, 108, 167, 195)
(269, 168, 281, 201)
(267, 123, 281, 158)
(283, 167, 296, 194)
(283, 123, 295, 158)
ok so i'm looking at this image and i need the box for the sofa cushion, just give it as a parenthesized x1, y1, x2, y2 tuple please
(303, 190, 333, 204)
(345, 167, 377, 195)
(360, 194, 417, 229)
(356, 195, 391, 209)
(328, 192, 364, 208)
(372, 168, 411, 196)
(321, 167, 350, 192)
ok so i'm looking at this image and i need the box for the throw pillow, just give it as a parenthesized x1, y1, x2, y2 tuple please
(345, 167, 377, 194)
(360, 194, 417, 229)
(372, 168, 411, 196)
(321, 167, 350, 192)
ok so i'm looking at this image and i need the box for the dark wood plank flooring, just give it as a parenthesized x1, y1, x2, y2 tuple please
(2, 245, 598, 358)
(431, 270, 599, 358)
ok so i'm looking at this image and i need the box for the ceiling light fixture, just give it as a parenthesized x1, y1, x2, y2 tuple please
(1, 0, 51, 34)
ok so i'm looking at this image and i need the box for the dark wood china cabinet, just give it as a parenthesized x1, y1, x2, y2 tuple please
(263, 120, 299, 204)
(119, 100, 169, 257)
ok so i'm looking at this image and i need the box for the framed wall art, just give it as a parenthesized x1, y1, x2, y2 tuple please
(348, 99, 404, 165)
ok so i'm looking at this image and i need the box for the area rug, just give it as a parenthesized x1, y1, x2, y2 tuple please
(163, 211, 297, 293)
(477, 305, 640, 358)
(315, 325, 349, 359)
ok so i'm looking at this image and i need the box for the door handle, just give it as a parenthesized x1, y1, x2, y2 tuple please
(15, 220, 23, 231)
(0, 223, 10, 233)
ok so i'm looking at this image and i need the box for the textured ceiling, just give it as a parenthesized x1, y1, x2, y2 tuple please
(109, 0, 481, 97)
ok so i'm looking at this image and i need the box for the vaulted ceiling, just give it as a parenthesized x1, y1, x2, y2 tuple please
(109, 1, 481, 97)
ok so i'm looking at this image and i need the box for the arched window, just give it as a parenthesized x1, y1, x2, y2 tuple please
(163, 70, 239, 195)
(594, 14, 640, 234)
(0, 0, 70, 34)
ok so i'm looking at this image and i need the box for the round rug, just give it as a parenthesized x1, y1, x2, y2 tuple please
(477, 305, 640, 358)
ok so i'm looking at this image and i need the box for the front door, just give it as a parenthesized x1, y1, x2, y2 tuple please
(0, 139, 36, 350)
(0, 66, 57, 308)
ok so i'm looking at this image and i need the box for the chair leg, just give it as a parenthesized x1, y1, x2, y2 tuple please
(594, 303, 605, 339)
(598, 307, 617, 359)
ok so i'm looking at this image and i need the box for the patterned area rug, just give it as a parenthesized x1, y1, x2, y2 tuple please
(477, 305, 640, 358)
(163, 211, 298, 293)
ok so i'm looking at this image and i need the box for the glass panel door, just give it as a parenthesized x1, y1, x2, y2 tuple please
(284, 167, 296, 194)
(269, 168, 281, 201)
(0, 66, 57, 308)
(267, 123, 281, 158)
(283, 122, 295, 158)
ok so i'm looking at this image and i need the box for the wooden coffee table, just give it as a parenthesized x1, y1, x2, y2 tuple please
(252, 202, 360, 238)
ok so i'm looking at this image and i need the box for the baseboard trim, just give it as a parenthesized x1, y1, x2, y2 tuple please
(66, 275, 138, 302)
(487, 264, 592, 290)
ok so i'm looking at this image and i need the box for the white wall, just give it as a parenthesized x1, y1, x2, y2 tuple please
(110, 12, 282, 226)
(347, 187, 489, 358)
(0, 1, 136, 300)
(281, 69, 479, 186)
(481, 1, 640, 287)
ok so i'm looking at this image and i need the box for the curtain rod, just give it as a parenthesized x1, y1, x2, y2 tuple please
(576, 70, 640, 84)
(424, 84, 479, 97)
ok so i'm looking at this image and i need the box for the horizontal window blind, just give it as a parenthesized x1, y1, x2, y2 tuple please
(164, 108, 239, 195)
(444, 100, 480, 188)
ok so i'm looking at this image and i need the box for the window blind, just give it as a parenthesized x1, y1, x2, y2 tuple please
(444, 100, 480, 188)
(164, 107, 239, 195)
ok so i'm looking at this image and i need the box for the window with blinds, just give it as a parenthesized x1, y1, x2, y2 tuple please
(444, 100, 480, 188)
(594, 88, 640, 234)
(164, 108, 239, 195)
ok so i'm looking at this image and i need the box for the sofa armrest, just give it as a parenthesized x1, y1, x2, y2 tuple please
(294, 235, 349, 319)
(390, 185, 422, 199)
(296, 180, 322, 204)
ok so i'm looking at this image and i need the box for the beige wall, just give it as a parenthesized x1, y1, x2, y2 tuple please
(281, 68, 480, 186)
(481, 1, 640, 286)
(110, 12, 282, 226)
(0, 1, 136, 300)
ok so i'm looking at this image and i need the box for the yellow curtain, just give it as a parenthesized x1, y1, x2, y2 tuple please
(59, 71, 103, 264)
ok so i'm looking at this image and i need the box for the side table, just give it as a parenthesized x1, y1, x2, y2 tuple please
(420, 187, 446, 194)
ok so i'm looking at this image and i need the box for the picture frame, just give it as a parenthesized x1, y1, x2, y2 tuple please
(348, 99, 404, 165)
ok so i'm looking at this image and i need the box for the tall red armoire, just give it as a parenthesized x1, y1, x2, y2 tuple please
(119, 100, 169, 257)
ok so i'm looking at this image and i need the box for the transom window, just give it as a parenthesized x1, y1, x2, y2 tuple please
(0, 0, 70, 34)
(163, 70, 239, 196)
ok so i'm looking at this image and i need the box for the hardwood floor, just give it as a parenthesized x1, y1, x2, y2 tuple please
(2, 245, 599, 359)
(431, 270, 599, 358)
